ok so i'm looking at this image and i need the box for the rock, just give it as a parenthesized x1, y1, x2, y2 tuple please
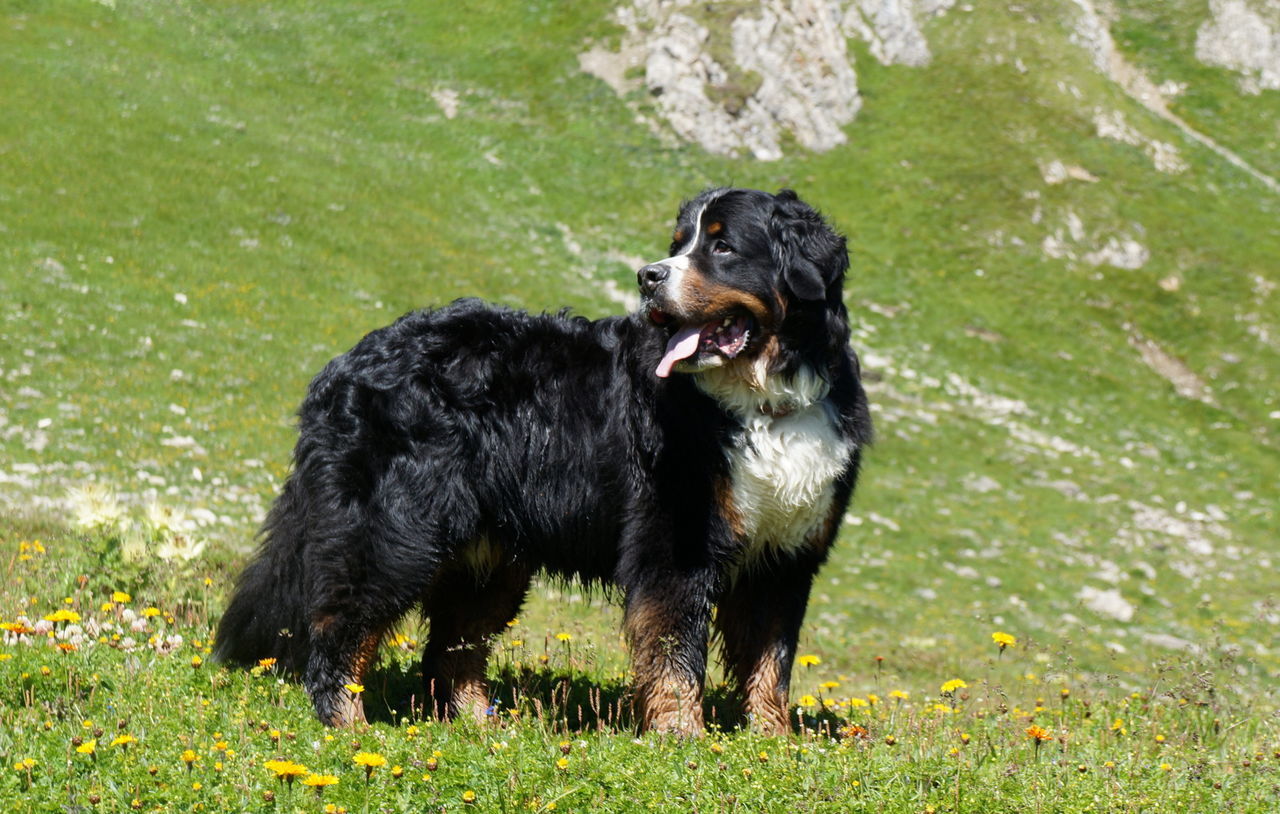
(1077, 585, 1135, 622)
(1093, 109, 1187, 174)
(844, 0, 955, 67)
(1196, 0, 1280, 93)
(580, 0, 953, 159)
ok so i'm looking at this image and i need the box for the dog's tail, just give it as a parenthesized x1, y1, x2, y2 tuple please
(213, 475, 312, 672)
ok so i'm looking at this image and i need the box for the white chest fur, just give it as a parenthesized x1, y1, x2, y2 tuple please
(728, 404, 849, 555)
(698, 365, 853, 559)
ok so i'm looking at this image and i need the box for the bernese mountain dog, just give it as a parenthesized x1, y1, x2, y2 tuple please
(214, 187, 872, 735)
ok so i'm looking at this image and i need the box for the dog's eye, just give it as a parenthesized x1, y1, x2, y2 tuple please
(711, 240, 733, 255)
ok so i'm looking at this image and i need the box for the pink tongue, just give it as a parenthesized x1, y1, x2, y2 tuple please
(655, 325, 704, 378)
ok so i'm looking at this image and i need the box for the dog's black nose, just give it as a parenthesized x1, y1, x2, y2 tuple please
(637, 264, 670, 296)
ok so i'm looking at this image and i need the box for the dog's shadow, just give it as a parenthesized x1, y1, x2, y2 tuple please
(363, 661, 747, 733)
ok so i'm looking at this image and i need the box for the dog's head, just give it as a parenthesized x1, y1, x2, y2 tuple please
(639, 188, 849, 381)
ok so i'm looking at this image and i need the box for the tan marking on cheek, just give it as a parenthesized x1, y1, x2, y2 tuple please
(673, 228, 687, 245)
(677, 270, 773, 328)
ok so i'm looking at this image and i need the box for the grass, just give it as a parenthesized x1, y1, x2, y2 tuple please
(2, 519, 1278, 812)
(1, 0, 1278, 810)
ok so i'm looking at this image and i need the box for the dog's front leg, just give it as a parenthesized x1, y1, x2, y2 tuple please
(623, 577, 713, 735)
(714, 560, 818, 735)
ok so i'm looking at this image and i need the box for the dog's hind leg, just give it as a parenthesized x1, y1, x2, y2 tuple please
(301, 524, 441, 727)
(304, 614, 386, 727)
(421, 553, 531, 723)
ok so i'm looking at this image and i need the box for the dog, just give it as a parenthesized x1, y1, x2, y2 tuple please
(213, 187, 871, 735)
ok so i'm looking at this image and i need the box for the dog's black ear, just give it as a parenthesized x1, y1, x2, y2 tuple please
(769, 189, 848, 302)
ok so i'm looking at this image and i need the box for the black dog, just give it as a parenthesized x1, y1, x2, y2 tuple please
(214, 188, 871, 734)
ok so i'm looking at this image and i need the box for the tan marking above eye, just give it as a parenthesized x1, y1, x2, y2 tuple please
(673, 228, 687, 244)
(707, 221, 723, 236)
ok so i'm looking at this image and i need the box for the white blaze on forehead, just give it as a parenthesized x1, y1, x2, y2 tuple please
(650, 200, 711, 279)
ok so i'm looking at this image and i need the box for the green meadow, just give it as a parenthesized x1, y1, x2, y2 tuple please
(1, 0, 1277, 810)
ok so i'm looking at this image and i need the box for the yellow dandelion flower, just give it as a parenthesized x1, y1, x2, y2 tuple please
(796, 654, 821, 667)
(190, 654, 203, 668)
(1025, 725, 1051, 742)
(555, 632, 572, 642)
(889, 690, 909, 700)
(991, 631, 1016, 649)
(819, 681, 840, 690)
(265, 759, 308, 780)
(849, 697, 869, 708)
(797, 694, 818, 708)
(112, 591, 132, 603)
(940, 679, 968, 695)
(181, 749, 198, 765)
(1160, 762, 1172, 772)
(303, 773, 339, 792)
(44, 609, 81, 624)
(110, 735, 137, 748)
(353, 752, 385, 778)
(556, 757, 569, 771)
(142, 607, 161, 618)
(344, 683, 364, 694)
(462, 790, 477, 804)
(257, 657, 277, 669)
(76, 740, 97, 755)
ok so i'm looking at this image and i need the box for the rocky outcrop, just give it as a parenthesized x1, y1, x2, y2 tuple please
(580, 0, 952, 160)
(844, 0, 955, 67)
(1196, 0, 1280, 93)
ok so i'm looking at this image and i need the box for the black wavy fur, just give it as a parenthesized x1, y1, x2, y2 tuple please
(214, 188, 872, 733)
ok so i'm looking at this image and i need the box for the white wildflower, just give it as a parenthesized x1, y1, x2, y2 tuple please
(156, 533, 206, 562)
(67, 484, 128, 531)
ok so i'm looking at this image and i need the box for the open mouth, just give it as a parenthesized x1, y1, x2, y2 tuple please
(650, 310, 754, 378)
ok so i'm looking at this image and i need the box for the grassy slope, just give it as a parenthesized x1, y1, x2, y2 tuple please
(1, 0, 1279, 808)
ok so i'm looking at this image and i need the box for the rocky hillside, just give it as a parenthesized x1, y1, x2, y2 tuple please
(0, 0, 1277, 688)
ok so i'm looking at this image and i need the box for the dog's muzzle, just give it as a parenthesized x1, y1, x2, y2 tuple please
(637, 264, 670, 298)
